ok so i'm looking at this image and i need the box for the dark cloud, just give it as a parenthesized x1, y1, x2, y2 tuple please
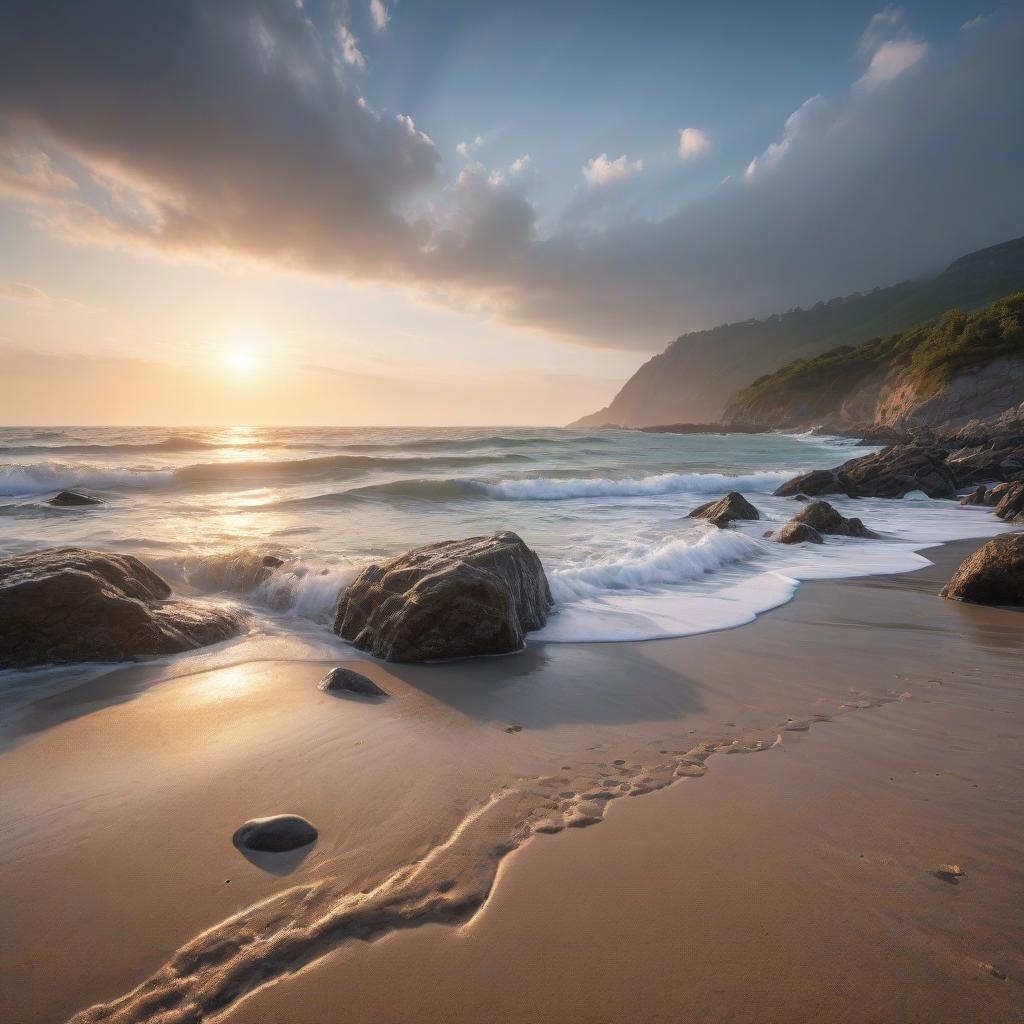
(1, 1, 1023, 350)
(0, 0, 439, 276)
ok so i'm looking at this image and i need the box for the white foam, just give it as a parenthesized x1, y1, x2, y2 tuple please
(0, 462, 173, 495)
(475, 469, 800, 501)
(549, 529, 763, 602)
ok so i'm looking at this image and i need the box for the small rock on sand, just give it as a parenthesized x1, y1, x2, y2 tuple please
(233, 814, 318, 853)
(318, 666, 387, 697)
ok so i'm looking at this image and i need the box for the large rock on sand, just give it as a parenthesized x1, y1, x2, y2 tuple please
(687, 491, 761, 528)
(334, 531, 552, 662)
(940, 534, 1024, 605)
(233, 814, 318, 853)
(788, 500, 879, 538)
(0, 548, 241, 668)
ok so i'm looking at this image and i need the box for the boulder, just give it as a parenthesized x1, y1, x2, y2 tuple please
(959, 485, 987, 505)
(687, 491, 761, 528)
(789, 500, 879, 539)
(318, 666, 387, 697)
(774, 469, 843, 498)
(993, 480, 1024, 521)
(334, 531, 552, 662)
(984, 481, 1018, 507)
(838, 445, 959, 499)
(774, 522, 825, 545)
(774, 445, 959, 500)
(47, 490, 102, 507)
(233, 814, 318, 853)
(940, 534, 1024, 605)
(0, 548, 241, 668)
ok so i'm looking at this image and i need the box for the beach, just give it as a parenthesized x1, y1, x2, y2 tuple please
(2, 538, 1022, 1023)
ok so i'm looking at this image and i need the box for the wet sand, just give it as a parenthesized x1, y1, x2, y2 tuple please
(1, 539, 1022, 1023)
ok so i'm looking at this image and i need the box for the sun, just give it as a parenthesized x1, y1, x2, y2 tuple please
(226, 350, 257, 376)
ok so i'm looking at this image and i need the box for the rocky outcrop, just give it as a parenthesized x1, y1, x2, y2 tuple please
(334, 531, 552, 662)
(940, 534, 1024, 605)
(233, 815, 318, 853)
(959, 484, 987, 506)
(687, 492, 761, 528)
(788, 501, 878, 538)
(993, 481, 1024, 521)
(318, 666, 387, 697)
(0, 548, 241, 668)
(773, 522, 825, 545)
(570, 237, 1024, 429)
(775, 444, 959, 499)
(47, 490, 102, 507)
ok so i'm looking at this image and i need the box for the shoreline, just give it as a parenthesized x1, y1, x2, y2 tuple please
(2, 536, 1022, 1022)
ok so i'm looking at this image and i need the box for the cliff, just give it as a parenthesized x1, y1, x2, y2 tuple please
(723, 293, 1024, 431)
(569, 236, 1024, 428)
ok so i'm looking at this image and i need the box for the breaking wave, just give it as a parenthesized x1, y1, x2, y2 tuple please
(0, 463, 174, 495)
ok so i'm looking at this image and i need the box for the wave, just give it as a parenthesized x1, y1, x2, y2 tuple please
(178, 548, 358, 622)
(473, 469, 800, 501)
(0, 434, 218, 456)
(549, 529, 764, 602)
(0, 463, 174, 495)
(339, 433, 611, 453)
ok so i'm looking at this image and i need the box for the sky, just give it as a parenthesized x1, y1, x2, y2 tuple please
(0, 0, 1022, 425)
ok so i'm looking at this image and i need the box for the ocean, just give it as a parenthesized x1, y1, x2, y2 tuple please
(0, 424, 1010, 661)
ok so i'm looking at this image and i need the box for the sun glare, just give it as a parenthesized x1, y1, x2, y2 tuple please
(226, 350, 257, 376)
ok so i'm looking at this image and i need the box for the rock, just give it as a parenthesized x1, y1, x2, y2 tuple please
(774, 445, 959, 499)
(774, 469, 843, 498)
(788, 500, 879, 538)
(940, 534, 1024, 605)
(47, 490, 102, 507)
(334, 531, 552, 662)
(233, 814, 318, 853)
(261, 554, 285, 569)
(0, 548, 241, 668)
(959, 485, 987, 506)
(838, 445, 959, 499)
(984, 481, 1018, 507)
(318, 666, 387, 697)
(687, 491, 761, 528)
(774, 522, 825, 545)
(993, 480, 1024, 520)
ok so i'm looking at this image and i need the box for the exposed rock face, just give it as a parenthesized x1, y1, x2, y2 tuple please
(334, 531, 553, 662)
(789, 501, 879, 538)
(959, 485, 987, 505)
(318, 666, 387, 697)
(774, 522, 825, 545)
(687, 491, 761, 528)
(940, 534, 1024, 605)
(775, 445, 959, 499)
(0, 548, 241, 668)
(233, 815, 318, 853)
(993, 480, 1024, 521)
(47, 490, 102, 507)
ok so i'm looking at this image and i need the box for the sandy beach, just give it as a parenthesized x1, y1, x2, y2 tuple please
(1, 537, 1021, 1023)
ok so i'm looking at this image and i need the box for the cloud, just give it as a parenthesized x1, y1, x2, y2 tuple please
(369, 0, 390, 32)
(509, 154, 531, 175)
(456, 135, 484, 158)
(677, 128, 711, 160)
(582, 153, 644, 187)
(0, 0, 439, 278)
(962, 14, 989, 30)
(0, 1, 1022, 356)
(857, 38, 927, 89)
(337, 24, 366, 68)
(859, 5, 908, 55)
(1, 282, 47, 301)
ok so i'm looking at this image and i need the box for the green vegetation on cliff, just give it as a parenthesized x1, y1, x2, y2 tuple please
(727, 293, 1024, 424)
